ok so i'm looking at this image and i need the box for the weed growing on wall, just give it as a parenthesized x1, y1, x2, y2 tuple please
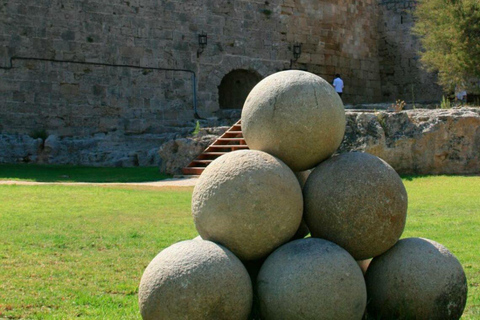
(391, 100, 406, 112)
(192, 121, 201, 136)
(440, 96, 451, 109)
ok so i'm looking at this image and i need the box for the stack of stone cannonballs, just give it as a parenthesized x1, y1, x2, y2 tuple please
(138, 70, 468, 320)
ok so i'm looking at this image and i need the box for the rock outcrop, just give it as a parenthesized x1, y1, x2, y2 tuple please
(0, 132, 172, 167)
(1, 108, 478, 175)
(159, 107, 479, 175)
(339, 107, 480, 175)
(0, 118, 229, 168)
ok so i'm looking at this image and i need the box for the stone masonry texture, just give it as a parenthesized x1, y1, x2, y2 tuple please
(0, 1, 443, 166)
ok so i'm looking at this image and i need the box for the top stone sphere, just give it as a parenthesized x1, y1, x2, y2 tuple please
(241, 70, 346, 171)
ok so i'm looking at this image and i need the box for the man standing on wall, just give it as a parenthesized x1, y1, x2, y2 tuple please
(333, 74, 344, 98)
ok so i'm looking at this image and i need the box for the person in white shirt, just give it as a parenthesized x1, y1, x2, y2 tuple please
(333, 74, 344, 98)
(455, 85, 467, 104)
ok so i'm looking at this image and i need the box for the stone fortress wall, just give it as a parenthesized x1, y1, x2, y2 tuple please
(377, 5, 442, 102)
(0, 0, 444, 166)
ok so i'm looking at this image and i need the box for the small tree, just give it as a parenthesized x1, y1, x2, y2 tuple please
(413, 0, 480, 93)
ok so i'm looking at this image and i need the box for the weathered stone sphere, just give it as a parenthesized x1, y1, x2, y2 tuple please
(304, 152, 407, 260)
(192, 150, 303, 261)
(241, 70, 345, 171)
(257, 238, 366, 320)
(366, 238, 467, 319)
(138, 240, 252, 320)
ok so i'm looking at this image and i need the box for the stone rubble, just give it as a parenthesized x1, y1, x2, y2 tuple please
(1, 107, 478, 176)
(338, 107, 480, 175)
(160, 107, 480, 175)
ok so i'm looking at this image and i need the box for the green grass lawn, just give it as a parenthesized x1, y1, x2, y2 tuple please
(0, 164, 170, 183)
(0, 176, 479, 319)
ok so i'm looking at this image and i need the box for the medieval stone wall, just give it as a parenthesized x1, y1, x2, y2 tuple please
(1, 0, 381, 135)
(377, 6, 442, 103)
(0, 0, 444, 166)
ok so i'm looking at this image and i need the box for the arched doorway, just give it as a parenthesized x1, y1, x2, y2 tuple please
(218, 69, 263, 109)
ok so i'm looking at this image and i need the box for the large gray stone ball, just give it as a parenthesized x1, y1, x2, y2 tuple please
(138, 240, 252, 320)
(257, 238, 367, 320)
(365, 237, 467, 319)
(192, 150, 303, 261)
(304, 152, 407, 260)
(241, 70, 345, 172)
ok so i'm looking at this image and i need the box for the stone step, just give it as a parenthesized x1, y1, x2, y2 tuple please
(182, 119, 248, 176)
(223, 131, 243, 135)
(191, 160, 213, 165)
(206, 144, 249, 149)
(181, 167, 205, 175)
(214, 138, 246, 142)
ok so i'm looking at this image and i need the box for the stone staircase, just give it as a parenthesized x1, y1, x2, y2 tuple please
(182, 120, 248, 176)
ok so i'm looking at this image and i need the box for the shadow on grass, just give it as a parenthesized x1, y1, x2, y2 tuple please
(0, 164, 171, 183)
(401, 174, 427, 181)
(400, 174, 479, 181)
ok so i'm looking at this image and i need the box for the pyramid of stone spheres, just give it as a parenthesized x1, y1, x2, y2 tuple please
(138, 70, 468, 320)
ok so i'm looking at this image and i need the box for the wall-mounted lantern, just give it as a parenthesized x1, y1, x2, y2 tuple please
(197, 32, 208, 58)
(293, 42, 302, 61)
(290, 42, 302, 69)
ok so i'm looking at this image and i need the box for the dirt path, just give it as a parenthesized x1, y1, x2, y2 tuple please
(0, 177, 199, 188)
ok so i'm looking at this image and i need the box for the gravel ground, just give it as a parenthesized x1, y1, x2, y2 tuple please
(0, 177, 199, 188)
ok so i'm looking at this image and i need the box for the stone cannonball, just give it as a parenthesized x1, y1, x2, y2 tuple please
(241, 70, 345, 172)
(192, 150, 303, 261)
(138, 240, 252, 320)
(365, 237, 468, 319)
(304, 152, 407, 260)
(257, 238, 367, 320)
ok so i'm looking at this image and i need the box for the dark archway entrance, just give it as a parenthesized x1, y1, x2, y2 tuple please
(218, 69, 263, 109)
